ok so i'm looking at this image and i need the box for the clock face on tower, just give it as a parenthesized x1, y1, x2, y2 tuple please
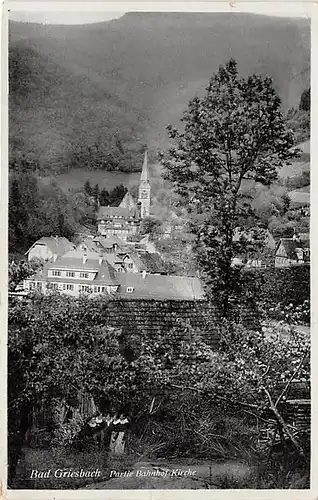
(141, 190, 148, 199)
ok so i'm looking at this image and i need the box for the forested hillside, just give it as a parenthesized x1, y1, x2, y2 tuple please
(9, 13, 310, 173)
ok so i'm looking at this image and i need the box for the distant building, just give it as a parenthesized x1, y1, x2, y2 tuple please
(96, 206, 140, 241)
(96, 150, 151, 240)
(76, 234, 165, 274)
(24, 250, 119, 296)
(25, 236, 75, 262)
(77, 235, 127, 254)
(23, 249, 203, 300)
(275, 235, 310, 268)
(121, 251, 166, 274)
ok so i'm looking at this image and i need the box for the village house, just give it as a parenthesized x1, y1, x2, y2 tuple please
(275, 234, 310, 268)
(24, 250, 119, 296)
(96, 151, 151, 240)
(25, 236, 75, 262)
(77, 235, 127, 255)
(231, 229, 276, 268)
(76, 235, 166, 275)
(23, 249, 203, 300)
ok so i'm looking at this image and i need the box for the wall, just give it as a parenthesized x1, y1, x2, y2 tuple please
(98, 299, 220, 349)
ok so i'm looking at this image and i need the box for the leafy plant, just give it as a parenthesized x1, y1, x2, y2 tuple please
(161, 59, 297, 318)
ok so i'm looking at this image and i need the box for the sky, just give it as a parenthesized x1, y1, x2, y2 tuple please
(8, 1, 310, 24)
(9, 11, 123, 24)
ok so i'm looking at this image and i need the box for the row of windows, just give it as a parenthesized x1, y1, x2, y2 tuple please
(51, 270, 89, 279)
(27, 281, 133, 293)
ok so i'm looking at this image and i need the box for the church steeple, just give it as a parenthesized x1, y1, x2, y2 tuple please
(138, 149, 151, 218)
(140, 150, 149, 183)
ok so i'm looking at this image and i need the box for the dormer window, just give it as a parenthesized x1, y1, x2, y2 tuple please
(66, 271, 75, 277)
(126, 287, 134, 293)
(52, 270, 61, 277)
(80, 272, 89, 279)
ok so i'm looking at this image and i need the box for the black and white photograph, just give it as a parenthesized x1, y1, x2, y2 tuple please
(6, 1, 312, 493)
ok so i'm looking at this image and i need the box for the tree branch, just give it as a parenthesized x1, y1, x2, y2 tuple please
(262, 387, 307, 462)
(275, 349, 308, 407)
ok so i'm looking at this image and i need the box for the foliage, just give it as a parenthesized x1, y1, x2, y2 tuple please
(9, 42, 146, 174)
(9, 166, 77, 252)
(8, 259, 44, 291)
(8, 291, 310, 485)
(250, 266, 310, 320)
(266, 300, 310, 326)
(8, 155, 138, 254)
(285, 107, 310, 143)
(139, 216, 162, 236)
(299, 88, 310, 112)
(161, 59, 296, 318)
(284, 171, 310, 190)
(155, 237, 197, 276)
(268, 216, 295, 239)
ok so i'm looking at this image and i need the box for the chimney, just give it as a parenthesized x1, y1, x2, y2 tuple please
(83, 253, 88, 264)
(142, 270, 147, 279)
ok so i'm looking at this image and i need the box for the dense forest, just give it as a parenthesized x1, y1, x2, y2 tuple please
(9, 13, 310, 173)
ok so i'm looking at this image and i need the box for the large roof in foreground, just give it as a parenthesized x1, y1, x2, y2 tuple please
(116, 272, 205, 300)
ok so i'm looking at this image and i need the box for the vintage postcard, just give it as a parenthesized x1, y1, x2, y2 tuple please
(2, 0, 316, 498)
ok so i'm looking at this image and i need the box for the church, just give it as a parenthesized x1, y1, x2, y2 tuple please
(96, 151, 151, 241)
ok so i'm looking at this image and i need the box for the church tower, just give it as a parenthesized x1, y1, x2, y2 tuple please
(138, 150, 151, 218)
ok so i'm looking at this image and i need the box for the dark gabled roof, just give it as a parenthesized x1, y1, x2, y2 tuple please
(97, 206, 134, 220)
(103, 253, 124, 267)
(25, 236, 75, 257)
(277, 238, 310, 260)
(123, 252, 145, 271)
(50, 250, 101, 270)
(29, 251, 118, 286)
(93, 235, 126, 249)
(115, 272, 205, 300)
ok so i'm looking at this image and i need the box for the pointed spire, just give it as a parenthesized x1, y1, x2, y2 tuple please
(140, 149, 149, 183)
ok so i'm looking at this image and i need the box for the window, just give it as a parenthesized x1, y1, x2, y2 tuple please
(66, 284, 74, 291)
(94, 286, 101, 293)
(36, 282, 42, 290)
(80, 285, 90, 292)
(80, 272, 89, 279)
(66, 271, 75, 277)
(29, 282, 35, 290)
(51, 283, 59, 290)
(52, 270, 61, 277)
(101, 286, 105, 293)
(128, 263, 133, 269)
(126, 287, 134, 293)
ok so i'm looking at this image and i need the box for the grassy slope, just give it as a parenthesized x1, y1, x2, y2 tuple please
(9, 12, 310, 174)
(40, 170, 142, 193)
